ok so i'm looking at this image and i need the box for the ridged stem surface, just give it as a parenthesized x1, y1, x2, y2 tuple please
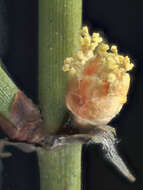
(38, 1, 82, 190)
(0, 60, 18, 190)
(39, 0, 82, 132)
(0, 60, 18, 121)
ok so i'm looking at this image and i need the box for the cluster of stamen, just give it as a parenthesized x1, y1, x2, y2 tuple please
(63, 26, 102, 74)
(63, 26, 134, 85)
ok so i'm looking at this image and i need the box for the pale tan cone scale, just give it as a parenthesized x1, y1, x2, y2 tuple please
(63, 26, 134, 127)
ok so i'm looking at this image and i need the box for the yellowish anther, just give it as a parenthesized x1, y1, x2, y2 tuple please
(121, 96, 127, 104)
(92, 33, 102, 43)
(82, 26, 89, 36)
(63, 64, 71, 72)
(111, 45, 118, 54)
(123, 56, 134, 71)
(124, 56, 130, 65)
(97, 43, 109, 56)
(80, 27, 103, 52)
(84, 36, 91, 45)
(92, 33, 100, 41)
(63, 57, 74, 72)
(64, 57, 74, 64)
(119, 55, 124, 62)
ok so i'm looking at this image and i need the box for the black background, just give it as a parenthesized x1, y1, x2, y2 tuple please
(0, 0, 143, 189)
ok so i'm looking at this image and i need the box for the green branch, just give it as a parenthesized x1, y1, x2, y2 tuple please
(0, 60, 18, 189)
(0, 60, 18, 121)
(38, 0, 82, 190)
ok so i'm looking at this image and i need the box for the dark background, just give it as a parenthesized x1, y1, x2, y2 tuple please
(0, 0, 143, 189)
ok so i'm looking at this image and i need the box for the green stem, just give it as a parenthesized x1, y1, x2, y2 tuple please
(0, 60, 18, 190)
(38, 0, 82, 133)
(38, 144, 81, 190)
(38, 1, 82, 190)
(0, 60, 18, 121)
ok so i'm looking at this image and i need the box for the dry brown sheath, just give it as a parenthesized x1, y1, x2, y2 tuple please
(0, 91, 136, 182)
(0, 90, 45, 143)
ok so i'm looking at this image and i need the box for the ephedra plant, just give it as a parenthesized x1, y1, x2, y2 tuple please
(0, 1, 135, 190)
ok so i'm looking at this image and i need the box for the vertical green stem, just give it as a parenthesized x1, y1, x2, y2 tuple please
(38, 0, 82, 190)
(38, 144, 81, 190)
(38, 0, 82, 132)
